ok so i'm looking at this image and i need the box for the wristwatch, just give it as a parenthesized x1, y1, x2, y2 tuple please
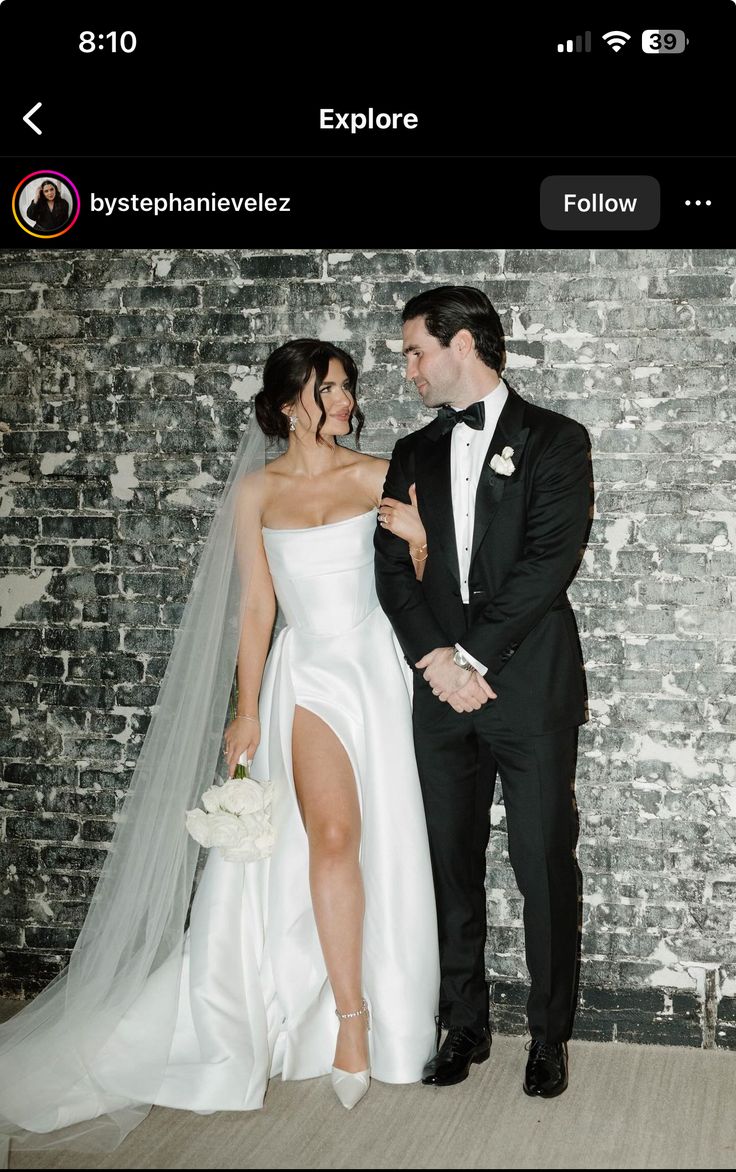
(453, 649, 475, 671)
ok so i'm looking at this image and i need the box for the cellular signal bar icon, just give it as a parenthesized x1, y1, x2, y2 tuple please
(558, 32, 592, 52)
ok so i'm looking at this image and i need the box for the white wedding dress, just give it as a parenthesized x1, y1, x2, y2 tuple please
(4, 509, 439, 1137)
(158, 508, 440, 1106)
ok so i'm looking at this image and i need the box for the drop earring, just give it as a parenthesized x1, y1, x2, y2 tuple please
(289, 415, 297, 432)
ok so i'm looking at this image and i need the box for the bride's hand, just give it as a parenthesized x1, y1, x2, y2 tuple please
(378, 484, 427, 552)
(223, 715, 260, 778)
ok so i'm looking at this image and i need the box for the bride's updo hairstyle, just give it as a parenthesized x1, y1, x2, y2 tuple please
(254, 338, 365, 446)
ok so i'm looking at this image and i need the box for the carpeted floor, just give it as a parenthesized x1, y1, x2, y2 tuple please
(3, 995, 734, 1170)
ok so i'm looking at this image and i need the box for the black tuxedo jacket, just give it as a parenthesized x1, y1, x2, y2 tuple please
(374, 382, 593, 733)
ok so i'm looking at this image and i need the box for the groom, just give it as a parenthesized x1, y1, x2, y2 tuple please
(374, 286, 592, 1097)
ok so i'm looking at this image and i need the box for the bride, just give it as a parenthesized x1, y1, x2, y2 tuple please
(0, 339, 439, 1157)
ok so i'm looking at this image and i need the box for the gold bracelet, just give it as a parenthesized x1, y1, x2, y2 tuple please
(410, 542, 428, 556)
(411, 551, 429, 563)
(235, 713, 260, 722)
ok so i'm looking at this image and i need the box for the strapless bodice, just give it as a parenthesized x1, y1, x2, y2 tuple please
(262, 509, 379, 636)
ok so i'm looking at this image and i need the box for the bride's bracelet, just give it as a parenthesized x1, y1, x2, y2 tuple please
(235, 713, 260, 723)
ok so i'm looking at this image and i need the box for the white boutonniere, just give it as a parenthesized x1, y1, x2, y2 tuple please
(490, 446, 515, 476)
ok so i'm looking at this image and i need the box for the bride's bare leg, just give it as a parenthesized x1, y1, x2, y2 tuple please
(292, 705, 368, 1073)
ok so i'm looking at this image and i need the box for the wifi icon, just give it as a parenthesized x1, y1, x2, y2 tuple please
(602, 30, 631, 51)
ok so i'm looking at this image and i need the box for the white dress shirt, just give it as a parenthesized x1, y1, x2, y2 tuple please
(451, 379, 508, 676)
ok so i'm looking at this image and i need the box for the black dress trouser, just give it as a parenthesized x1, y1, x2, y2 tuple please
(412, 682, 582, 1043)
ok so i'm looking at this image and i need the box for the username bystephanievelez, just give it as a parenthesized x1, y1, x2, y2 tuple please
(90, 192, 291, 216)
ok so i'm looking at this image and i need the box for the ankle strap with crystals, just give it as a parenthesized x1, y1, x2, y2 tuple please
(335, 997, 369, 1022)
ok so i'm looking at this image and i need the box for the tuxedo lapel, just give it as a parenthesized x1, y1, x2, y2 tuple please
(471, 386, 529, 563)
(418, 428, 462, 589)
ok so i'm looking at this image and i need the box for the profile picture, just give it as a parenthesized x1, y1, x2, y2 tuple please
(13, 170, 80, 239)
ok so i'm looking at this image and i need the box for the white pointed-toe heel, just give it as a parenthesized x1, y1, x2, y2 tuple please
(330, 1065, 371, 1109)
(332, 998, 371, 1110)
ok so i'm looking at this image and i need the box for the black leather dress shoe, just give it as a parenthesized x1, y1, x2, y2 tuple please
(523, 1040, 568, 1097)
(421, 1025, 491, 1086)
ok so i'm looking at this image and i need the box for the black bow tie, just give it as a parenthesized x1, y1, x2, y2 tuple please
(437, 401, 486, 434)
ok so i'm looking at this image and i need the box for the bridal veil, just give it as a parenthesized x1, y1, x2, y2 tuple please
(0, 419, 266, 1161)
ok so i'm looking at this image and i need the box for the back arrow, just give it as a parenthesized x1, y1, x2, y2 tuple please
(23, 102, 42, 135)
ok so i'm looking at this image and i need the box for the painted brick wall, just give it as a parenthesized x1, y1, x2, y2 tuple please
(1, 248, 735, 1046)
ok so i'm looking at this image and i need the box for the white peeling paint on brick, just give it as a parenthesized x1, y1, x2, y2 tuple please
(504, 352, 538, 368)
(232, 374, 260, 401)
(604, 516, 632, 569)
(110, 455, 139, 501)
(39, 452, 74, 475)
(0, 569, 53, 627)
(317, 313, 352, 341)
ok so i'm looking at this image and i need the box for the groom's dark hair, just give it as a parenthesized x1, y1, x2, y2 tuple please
(402, 286, 505, 373)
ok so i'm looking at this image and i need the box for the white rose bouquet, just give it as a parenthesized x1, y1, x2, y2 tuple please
(186, 766, 275, 863)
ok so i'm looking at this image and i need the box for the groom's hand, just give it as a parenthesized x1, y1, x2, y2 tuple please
(416, 647, 497, 709)
(416, 647, 462, 694)
(445, 673, 496, 713)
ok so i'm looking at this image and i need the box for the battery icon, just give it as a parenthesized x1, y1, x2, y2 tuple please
(642, 30, 687, 53)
